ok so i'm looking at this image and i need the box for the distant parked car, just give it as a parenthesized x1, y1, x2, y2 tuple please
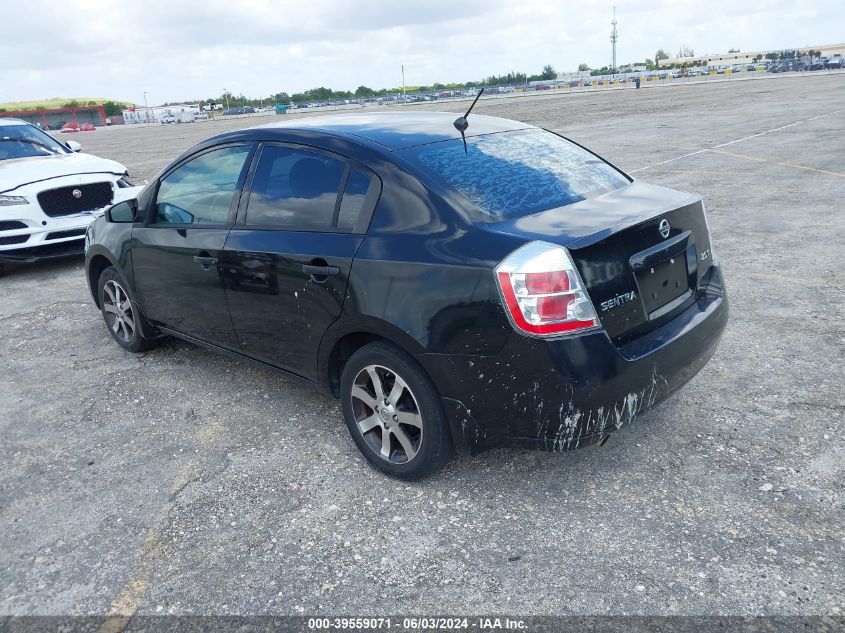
(160, 114, 176, 124)
(194, 112, 209, 121)
(60, 123, 79, 133)
(0, 118, 141, 275)
(80, 123, 96, 132)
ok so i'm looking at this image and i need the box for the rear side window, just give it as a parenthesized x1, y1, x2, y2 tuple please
(245, 145, 345, 229)
(337, 168, 376, 232)
(403, 129, 630, 220)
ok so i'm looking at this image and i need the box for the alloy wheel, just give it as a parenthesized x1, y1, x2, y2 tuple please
(102, 280, 136, 343)
(350, 364, 423, 464)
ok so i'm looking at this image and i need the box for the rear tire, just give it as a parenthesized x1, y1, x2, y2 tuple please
(97, 267, 157, 353)
(340, 342, 452, 480)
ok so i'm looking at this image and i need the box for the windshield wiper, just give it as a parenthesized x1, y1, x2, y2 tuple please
(0, 138, 61, 154)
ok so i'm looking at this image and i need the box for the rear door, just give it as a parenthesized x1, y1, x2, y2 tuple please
(131, 144, 254, 348)
(222, 142, 380, 380)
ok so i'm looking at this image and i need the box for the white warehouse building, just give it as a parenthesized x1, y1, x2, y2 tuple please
(122, 104, 201, 124)
(658, 43, 845, 68)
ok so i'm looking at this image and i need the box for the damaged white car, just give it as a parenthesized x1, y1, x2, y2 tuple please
(0, 118, 141, 275)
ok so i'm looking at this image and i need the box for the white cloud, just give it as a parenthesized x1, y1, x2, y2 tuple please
(0, 0, 841, 104)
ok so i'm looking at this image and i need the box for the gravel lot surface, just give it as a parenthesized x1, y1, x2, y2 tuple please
(1, 74, 843, 617)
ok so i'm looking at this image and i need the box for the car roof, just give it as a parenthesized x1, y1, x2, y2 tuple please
(254, 111, 535, 151)
(0, 118, 30, 126)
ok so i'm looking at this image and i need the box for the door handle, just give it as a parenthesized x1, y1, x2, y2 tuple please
(301, 264, 340, 277)
(193, 255, 218, 270)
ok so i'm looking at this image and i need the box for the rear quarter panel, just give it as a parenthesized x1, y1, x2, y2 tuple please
(340, 160, 520, 357)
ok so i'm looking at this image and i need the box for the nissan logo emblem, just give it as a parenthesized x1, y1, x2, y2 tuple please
(72, 189, 83, 199)
(658, 218, 670, 239)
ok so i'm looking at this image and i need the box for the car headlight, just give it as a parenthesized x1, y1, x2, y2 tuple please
(0, 195, 29, 206)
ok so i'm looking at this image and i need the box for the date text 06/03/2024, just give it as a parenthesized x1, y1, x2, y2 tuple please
(306, 616, 528, 630)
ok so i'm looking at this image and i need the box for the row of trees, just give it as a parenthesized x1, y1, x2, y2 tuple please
(0, 100, 128, 114)
(58, 100, 127, 115)
(753, 49, 823, 63)
(191, 64, 561, 108)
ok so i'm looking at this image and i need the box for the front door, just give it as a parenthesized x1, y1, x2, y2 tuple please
(223, 143, 380, 380)
(131, 144, 254, 348)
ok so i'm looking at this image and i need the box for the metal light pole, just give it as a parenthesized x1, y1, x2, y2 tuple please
(223, 88, 230, 111)
(610, 7, 618, 71)
(402, 65, 406, 99)
(143, 91, 149, 123)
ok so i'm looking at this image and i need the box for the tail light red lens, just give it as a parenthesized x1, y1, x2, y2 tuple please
(536, 294, 574, 321)
(496, 241, 599, 337)
(524, 271, 570, 294)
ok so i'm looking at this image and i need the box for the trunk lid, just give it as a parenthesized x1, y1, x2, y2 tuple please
(487, 181, 715, 345)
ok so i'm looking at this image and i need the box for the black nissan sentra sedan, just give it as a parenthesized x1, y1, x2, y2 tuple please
(84, 111, 727, 479)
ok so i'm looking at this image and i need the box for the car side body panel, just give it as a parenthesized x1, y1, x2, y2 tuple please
(84, 220, 134, 302)
(224, 229, 365, 381)
(85, 114, 728, 458)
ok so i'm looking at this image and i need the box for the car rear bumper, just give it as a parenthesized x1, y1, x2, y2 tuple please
(420, 265, 728, 454)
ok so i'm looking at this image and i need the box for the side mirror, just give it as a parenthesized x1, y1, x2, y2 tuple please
(106, 199, 138, 223)
(66, 140, 82, 152)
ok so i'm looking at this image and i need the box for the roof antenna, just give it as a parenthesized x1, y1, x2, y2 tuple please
(453, 88, 485, 155)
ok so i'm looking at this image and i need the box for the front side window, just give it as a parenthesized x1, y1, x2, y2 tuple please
(0, 124, 68, 161)
(154, 145, 251, 225)
(245, 146, 345, 230)
(402, 129, 630, 220)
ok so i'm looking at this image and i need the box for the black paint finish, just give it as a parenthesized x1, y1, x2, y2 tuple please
(223, 230, 363, 381)
(131, 226, 238, 348)
(85, 112, 727, 455)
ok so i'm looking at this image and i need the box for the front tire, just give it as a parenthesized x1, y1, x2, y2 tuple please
(340, 342, 452, 479)
(97, 267, 156, 353)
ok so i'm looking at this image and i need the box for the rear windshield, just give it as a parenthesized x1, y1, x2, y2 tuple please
(402, 129, 630, 220)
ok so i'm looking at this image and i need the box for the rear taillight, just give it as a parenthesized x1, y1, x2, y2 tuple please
(496, 241, 599, 337)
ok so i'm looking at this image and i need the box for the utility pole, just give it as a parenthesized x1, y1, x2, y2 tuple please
(402, 65, 406, 99)
(610, 7, 618, 71)
(143, 91, 149, 122)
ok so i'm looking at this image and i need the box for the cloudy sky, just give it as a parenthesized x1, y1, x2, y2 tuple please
(1, 0, 842, 105)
